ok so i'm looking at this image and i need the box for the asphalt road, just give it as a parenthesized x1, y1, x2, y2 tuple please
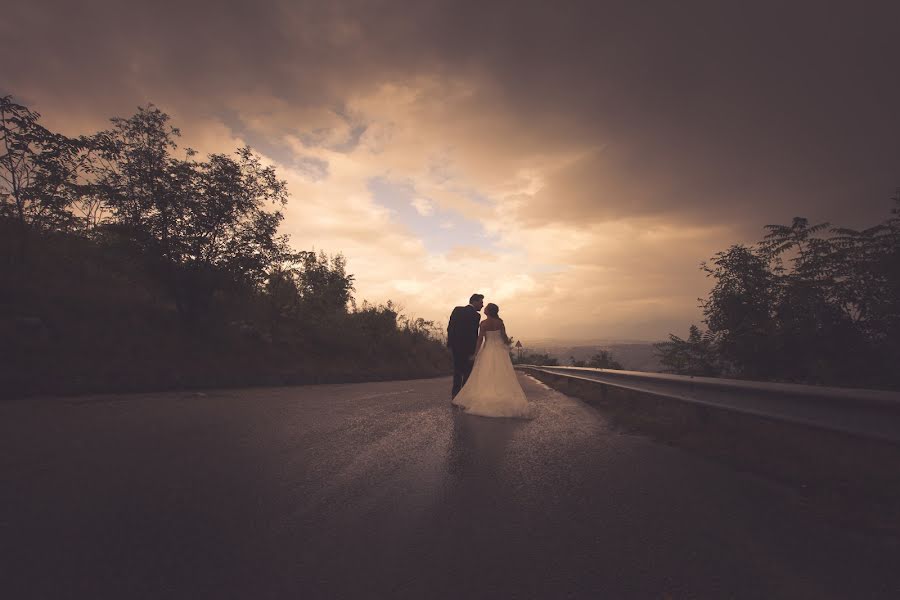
(2, 375, 898, 599)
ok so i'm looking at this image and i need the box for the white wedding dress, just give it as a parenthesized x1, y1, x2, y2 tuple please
(452, 330, 531, 418)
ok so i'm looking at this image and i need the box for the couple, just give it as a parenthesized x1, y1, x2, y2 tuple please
(447, 293, 531, 418)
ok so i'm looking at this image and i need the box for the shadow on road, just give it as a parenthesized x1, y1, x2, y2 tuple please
(446, 410, 523, 478)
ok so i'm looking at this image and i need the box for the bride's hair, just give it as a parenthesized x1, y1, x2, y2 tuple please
(484, 303, 500, 318)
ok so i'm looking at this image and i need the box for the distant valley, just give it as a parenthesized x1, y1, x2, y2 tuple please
(519, 340, 663, 372)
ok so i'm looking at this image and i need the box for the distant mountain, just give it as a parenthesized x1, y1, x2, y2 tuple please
(522, 342, 663, 372)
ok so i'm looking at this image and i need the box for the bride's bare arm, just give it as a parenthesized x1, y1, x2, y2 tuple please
(500, 321, 511, 345)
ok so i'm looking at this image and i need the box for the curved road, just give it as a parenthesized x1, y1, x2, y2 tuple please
(2, 375, 898, 598)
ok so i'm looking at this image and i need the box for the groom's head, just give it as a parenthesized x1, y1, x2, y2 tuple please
(469, 294, 485, 311)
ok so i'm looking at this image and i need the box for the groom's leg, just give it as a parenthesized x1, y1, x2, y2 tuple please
(451, 350, 471, 398)
(460, 357, 474, 386)
(451, 372, 463, 398)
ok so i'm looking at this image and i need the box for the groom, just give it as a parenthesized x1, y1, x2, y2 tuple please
(447, 293, 484, 399)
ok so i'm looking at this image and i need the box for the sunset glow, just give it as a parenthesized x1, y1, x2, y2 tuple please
(6, 1, 898, 341)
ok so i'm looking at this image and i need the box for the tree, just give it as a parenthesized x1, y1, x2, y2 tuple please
(87, 105, 293, 324)
(760, 212, 888, 383)
(294, 251, 354, 316)
(701, 244, 779, 378)
(654, 325, 720, 376)
(515, 352, 559, 366)
(264, 264, 302, 338)
(0, 96, 81, 259)
(586, 350, 623, 370)
(182, 148, 292, 287)
(86, 104, 179, 235)
(662, 191, 900, 388)
(352, 300, 401, 355)
(759, 216, 831, 262)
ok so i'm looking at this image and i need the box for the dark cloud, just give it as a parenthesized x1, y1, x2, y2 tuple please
(293, 156, 330, 181)
(5, 0, 900, 232)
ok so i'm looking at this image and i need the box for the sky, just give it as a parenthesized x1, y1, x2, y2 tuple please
(4, 0, 899, 342)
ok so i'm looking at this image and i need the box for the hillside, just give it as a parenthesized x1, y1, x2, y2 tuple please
(1, 224, 450, 398)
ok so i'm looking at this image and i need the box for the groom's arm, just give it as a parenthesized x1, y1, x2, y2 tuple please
(473, 321, 486, 358)
(447, 307, 460, 348)
(470, 312, 482, 357)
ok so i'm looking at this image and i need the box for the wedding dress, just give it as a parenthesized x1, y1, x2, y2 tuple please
(452, 330, 531, 418)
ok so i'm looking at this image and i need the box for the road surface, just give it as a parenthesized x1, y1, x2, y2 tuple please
(2, 375, 898, 598)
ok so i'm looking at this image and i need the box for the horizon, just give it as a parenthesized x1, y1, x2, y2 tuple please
(512, 337, 662, 346)
(5, 1, 899, 340)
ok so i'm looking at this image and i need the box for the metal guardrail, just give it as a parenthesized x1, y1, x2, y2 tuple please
(516, 365, 900, 443)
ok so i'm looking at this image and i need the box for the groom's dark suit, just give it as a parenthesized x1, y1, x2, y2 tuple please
(447, 304, 480, 398)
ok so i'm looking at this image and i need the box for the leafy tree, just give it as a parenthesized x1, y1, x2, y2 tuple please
(759, 216, 831, 262)
(665, 192, 900, 388)
(294, 250, 354, 316)
(351, 300, 401, 356)
(701, 244, 779, 378)
(85, 104, 179, 235)
(1, 96, 453, 394)
(399, 314, 441, 342)
(654, 325, 720, 376)
(759, 208, 895, 383)
(86, 105, 292, 324)
(831, 194, 900, 351)
(0, 96, 81, 258)
(264, 264, 303, 337)
(586, 350, 624, 370)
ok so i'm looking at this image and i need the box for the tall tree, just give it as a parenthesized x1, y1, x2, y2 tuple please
(665, 192, 900, 388)
(700, 244, 779, 378)
(829, 192, 900, 381)
(87, 105, 292, 323)
(0, 96, 80, 258)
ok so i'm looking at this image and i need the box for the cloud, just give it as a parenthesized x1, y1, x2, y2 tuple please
(4, 0, 899, 340)
(410, 198, 434, 216)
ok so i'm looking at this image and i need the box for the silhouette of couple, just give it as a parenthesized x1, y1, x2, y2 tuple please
(446, 294, 531, 418)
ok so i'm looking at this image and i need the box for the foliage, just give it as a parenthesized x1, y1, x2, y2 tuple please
(661, 194, 900, 389)
(0, 95, 450, 396)
(700, 244, 780, 378)
(0, 96, 82, 256)
(85, 105, 293, 323)
(294, 251, 354, 315)
(585, 350, 623, 370)
(514, 352, 559, 366)
(654, 325, 721, 376)
(571, 351, 623, 369)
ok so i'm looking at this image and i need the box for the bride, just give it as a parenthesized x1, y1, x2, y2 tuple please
(451, 303, 531, 418)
